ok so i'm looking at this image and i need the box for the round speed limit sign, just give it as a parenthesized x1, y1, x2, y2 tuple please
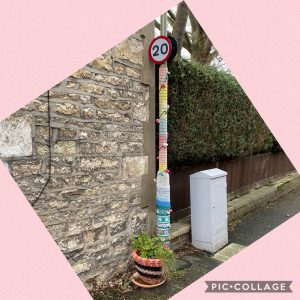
(148, 36, 172, 64)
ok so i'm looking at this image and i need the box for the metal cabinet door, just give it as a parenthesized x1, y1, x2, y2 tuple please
(211, 178, 227, 239)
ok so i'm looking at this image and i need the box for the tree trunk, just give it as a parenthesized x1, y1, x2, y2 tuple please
(172, 2, 189, 55)
(189, 10, 218, 64)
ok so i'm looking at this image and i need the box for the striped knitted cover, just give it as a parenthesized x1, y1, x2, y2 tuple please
(156, 62, 170, 248)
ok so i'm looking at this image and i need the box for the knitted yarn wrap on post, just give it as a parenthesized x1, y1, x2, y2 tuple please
(156, 62, 170, 247)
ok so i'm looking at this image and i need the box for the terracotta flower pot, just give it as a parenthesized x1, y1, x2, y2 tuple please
(131, 250, 164, 285)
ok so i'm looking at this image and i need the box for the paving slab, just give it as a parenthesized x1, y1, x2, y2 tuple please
(212, 243, 246, 262)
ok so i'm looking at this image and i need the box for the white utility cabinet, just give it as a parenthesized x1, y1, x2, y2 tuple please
(190, 168, 228, 253)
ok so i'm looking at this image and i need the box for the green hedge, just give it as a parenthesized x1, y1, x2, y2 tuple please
(167, 60, 279, 168)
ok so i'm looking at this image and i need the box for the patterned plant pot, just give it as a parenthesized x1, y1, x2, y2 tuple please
(131, 250, 165, 285)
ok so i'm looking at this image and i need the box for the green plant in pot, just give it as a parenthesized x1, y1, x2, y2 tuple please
(130, 233, 176, 285)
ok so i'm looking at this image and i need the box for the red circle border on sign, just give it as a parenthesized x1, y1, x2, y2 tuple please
(148, 36, 173, 65)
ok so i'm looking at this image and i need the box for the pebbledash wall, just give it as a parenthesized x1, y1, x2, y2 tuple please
(0, 23, 156, 286)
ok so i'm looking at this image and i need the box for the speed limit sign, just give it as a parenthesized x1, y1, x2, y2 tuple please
(148, 36, 172, 64)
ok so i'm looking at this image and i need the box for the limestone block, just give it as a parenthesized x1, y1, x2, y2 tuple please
(95, 249, 110, 263)
(82, 107, 94, 119)
(133, 101, 149, 122)
(50, 91, 93, 104)
(78, 82, 105, 95)
(53, 141, 76, 155)
(107, 88, 118, 99)
(110, 199, 129, 212)
(113, 62, 125, 74)
(67, 219, 92, 236)
(80, 157, 118, 171)
(57, 234, 84, 253)
(0, 115, 33, 157)
(24, 99, 48, 112)
(58, 128, 77, 140)
(84, 185, 111, 196)
(73, 261, 92, 274)
(55, 103, 81, 117)
(115, 37, 144, 65)
(93, 99, 131, 111)
(96, 110, 132, 123)
(35, 126, 49, 141)
(78, 130, 100, 141)
(80, 141, 118, 155)
(122, 156, 148, 178)
(10, 159, 42, 177)
(36, 144, 49, 155)
(90, 56, 113, 72)
(109, 218, 128, 236)
(94, 74, 123, 86)
(131, 211, 148, 234)
(126, 67, 141, 79)
(71, 69, 93, 79)
(120, 142, 143, 154)
(83, 226, 108, 244)
(112, 241, 128, 256)
(47, 223, 66, 238)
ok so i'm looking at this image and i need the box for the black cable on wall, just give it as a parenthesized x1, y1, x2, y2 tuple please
(32, 90, 52, 207)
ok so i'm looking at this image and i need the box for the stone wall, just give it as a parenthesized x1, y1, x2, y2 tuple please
(0, 24, 155, 286)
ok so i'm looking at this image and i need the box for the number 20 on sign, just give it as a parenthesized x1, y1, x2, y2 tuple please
(148, 36, 172, 65)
